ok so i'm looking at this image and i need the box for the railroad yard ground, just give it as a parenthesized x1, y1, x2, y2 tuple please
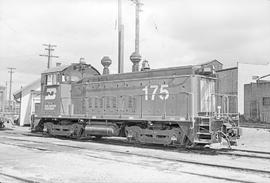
(0, 126, 270, 183)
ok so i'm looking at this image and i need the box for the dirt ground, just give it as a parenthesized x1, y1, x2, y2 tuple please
(235, 127, 270, 152)
(0, 127, 269, 183)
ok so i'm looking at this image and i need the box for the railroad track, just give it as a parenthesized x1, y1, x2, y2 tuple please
(0, 172, 37, 183)
(240, 123, 270, 129)
(218, 148, 270, 160)
(3, 131, 270, 160)
(0, 134, 270, 183)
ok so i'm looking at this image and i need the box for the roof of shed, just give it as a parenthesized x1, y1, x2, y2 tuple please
(13, 79, 40, 101)
(198, 59, 223, 66)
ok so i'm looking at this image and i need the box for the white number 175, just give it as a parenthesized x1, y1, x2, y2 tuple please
(142, 85, 169, 101)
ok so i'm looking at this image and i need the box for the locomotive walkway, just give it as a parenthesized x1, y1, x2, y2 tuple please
(0, 127, 270, 182)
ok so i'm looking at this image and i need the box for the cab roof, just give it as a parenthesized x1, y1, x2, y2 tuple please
(42, 63, 100, 75)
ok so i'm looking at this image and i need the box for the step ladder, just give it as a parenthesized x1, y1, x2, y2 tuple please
(194, 117, 212, 145)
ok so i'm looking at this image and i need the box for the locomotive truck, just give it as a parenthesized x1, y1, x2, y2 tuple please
(31, 58, 240, 147)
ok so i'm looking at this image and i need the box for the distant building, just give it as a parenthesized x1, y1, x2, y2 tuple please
(216, 62, 270, 115)
(13, 79, 40, 126)
(0, 85, 7, 112)
(244, 78, 270, 123)
(200, 59, 223, 71)
(216, 67, 238, 113)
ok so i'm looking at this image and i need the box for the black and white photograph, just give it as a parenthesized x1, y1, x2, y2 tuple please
(0, 0, 270, 182)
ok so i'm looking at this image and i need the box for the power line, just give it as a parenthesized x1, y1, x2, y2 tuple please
(39, 44, 59, 69)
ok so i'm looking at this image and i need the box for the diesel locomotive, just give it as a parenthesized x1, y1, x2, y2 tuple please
(32, 57, 240, 147)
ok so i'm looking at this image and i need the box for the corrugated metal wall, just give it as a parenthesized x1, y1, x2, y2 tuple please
(244, 82, 270, 123)
(216, 68, 238, 113)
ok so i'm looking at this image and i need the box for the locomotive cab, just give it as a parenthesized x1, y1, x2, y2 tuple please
(32, 62, 100, 131)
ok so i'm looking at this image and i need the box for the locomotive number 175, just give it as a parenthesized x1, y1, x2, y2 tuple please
(142, 85, 169, 101)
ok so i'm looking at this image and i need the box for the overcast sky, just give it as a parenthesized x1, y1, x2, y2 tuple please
(0, 0, 270, 93)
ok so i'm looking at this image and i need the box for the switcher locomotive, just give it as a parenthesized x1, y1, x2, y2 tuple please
(32, 58, 240, 147)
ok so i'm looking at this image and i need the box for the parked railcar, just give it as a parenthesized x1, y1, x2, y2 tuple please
(32, 61, 240, 147)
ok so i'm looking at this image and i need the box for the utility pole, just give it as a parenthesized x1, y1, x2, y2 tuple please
(118, 0, 124, 73)
(8, 67, 15, 109)
(39, 44, 59, 69)
(130, 0, 143, 72)
(5, 81, 7, 111)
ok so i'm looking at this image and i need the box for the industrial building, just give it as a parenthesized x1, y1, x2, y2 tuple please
(13, 79, 40, 126)
(244, 76, 270, 123)
(1, 85, 19, 119)
(0, 85, 7, 113)
(216, 62, 270, 116)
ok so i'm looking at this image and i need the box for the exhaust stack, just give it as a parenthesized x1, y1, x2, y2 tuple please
(130, 0, 142, 72)
(101, 56, 112, 75)
(118, 0, 124, 73)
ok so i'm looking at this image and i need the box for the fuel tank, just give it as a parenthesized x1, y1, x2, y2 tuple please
(84, 124, 120, 136)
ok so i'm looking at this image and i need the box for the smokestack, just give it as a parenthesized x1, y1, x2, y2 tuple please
(118, 0, 124, 73)
(130, 0, 142, 72)
(101, 56, 112, 75)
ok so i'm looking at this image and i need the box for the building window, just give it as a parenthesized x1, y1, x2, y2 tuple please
(263, 97, 270, 106)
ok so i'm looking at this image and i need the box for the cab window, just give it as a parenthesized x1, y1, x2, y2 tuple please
(61, 74, 80, 83)
(70, 75, 80, 82)
(46, 73, 58, 85)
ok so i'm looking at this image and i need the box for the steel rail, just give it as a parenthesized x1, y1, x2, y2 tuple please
(0, 172, 37, 183)
(1, 135, 270, 176)
(0, 137, 259, 183)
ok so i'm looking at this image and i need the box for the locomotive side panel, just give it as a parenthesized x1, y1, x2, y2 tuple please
(71, 84, 85, 116)
(82, 75, 193, 121)
(59, 84, 72, 116)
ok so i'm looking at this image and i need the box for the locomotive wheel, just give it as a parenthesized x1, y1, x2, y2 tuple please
(76, 128, 84, 139)
(71, 124, 84, 139)
(127, 136, 132, 143)
(43, 122, 53, 136)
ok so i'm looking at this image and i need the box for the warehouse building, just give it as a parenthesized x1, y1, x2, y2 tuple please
(13, 79, 40, 126)
(216, 62, 270, 116)
(0, 85, 7, 113)
(244, 75, 270, 123)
